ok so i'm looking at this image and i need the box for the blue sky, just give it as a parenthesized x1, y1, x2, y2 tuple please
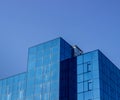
(0, 0, 120, 78)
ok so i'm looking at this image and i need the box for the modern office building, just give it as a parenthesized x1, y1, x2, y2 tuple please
(0, 37, 120, 100)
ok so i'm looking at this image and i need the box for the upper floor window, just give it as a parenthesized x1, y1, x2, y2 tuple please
(88, 80, 92, 91)
(84, 62, 92, 73)
(84, 80, 92, 92)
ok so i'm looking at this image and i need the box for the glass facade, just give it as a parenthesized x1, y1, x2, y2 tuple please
(0, 37, 120, 100)
(77, 50, 100, 100)
(77, 50, 120, 100)
(26, 38, 61, 100)
(0, 73, 26, 100)
(99, 51, 120, 100)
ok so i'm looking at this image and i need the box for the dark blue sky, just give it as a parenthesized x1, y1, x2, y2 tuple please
(0, 0, 120, 78)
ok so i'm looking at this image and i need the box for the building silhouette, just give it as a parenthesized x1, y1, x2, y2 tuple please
(0, 37, 120, 100)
